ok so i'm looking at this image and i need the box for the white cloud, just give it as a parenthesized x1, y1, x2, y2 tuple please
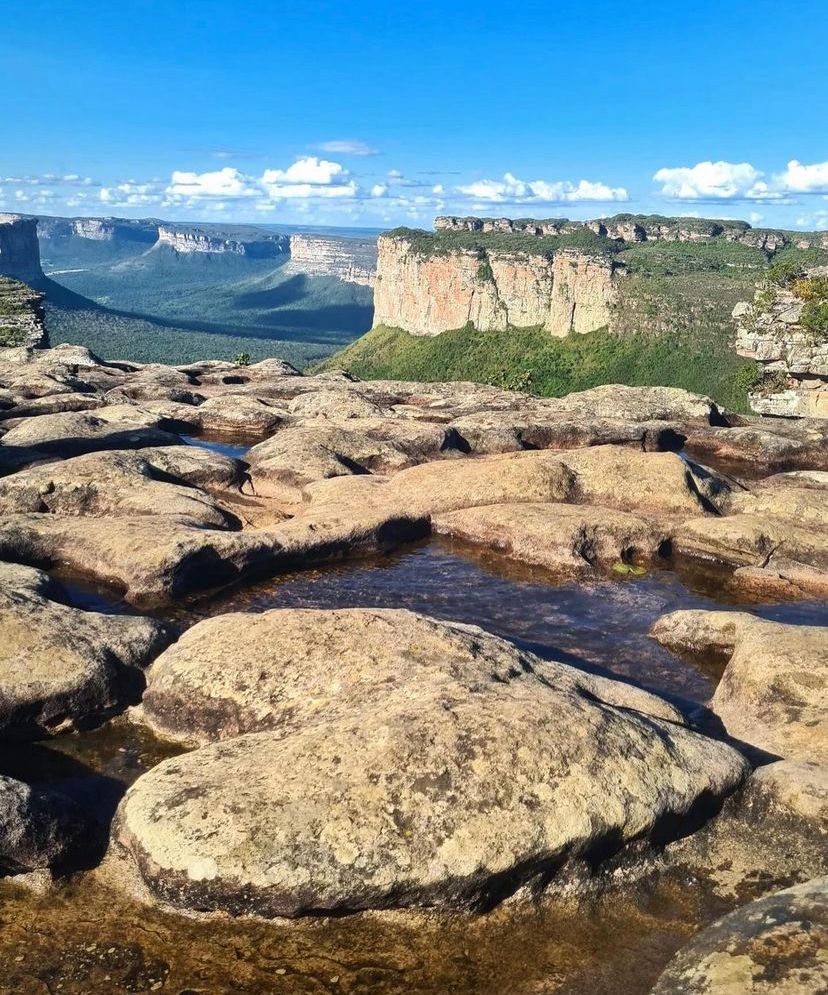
(166, 167, 257, 200)
(370, 184, 387, 197)
(457, 171, 628, 204)
(652, 160, 784, 201)
(260, 157, 357, 200)
(100, 180, 164, 207)
(776, 159, 828, 194)
(318, 140, 379, 157)
(749, 211, 764, 225)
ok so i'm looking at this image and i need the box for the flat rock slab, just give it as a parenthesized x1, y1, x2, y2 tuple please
(0, 774, 97, 873)
(0, 449, 235, 527)
(651, 610, 827, 764)
(434, 502, 668, 574)
(0, 562, 170, 737)
(136, 607, 686, 745)
(0, 410, 181, 458)
(651, 876, 827, 994)
(117, 610, 748, 918)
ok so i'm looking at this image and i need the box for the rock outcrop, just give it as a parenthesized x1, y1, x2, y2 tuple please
(734, 266, 828, 418)
(156, 225, 289, 257)
(0, 216, 44, 283)
(0, 562, 170, 737)
(0, 278, 47, 349)
(285, 233, 378, 286)
(373, 233, 619, 336)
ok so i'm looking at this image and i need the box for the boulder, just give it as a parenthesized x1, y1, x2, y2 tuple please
(651, 876, 827, 995)
(117, 612, 747, 917)
(686, 421, 828, 472)
(287, 388, 386, 419)
(0, 775, 97, 873)
(433, 502, 669, 574)
(0, 450, 235, 527)
(194, 394, 290, 437)
(0, 410, 181, 457)
(543, 384, 721, 424)
(651, 611, 827, 763)
(136, 607, 685, 745)
(0, 562, 170, 737)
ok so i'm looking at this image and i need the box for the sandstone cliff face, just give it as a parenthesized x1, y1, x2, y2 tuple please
(0, 217, 44, 283)
(285, 234, 378, 286)
(373, 235, 619, 336)
(734, 266, 828, 418)
(157, 226, 289, 257)
(434, 214, 828, 251)
(0, 278, 48, 348)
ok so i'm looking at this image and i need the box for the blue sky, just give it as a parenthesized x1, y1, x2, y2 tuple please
(2, 0, 827, 230)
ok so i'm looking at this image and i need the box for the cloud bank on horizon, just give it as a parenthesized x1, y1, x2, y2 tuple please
(3, 151, 828, 231)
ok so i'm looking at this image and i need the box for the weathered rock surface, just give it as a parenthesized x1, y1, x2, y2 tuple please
(373, 233, 619, 337)
(651, 611, 827, 763)
(0, 562, 170, 737)
(285, 233, 377, 286)
(0, 775, 96, 873)
(651, 876, 828, 995)
(0, 449, 236, 526)
(0, 410, 181, 458)
(118, 610, 747, 917)
(136, 607, 685, 745)
(434, 502, 668, 574)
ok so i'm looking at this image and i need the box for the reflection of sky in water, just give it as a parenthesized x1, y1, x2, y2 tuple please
(181, 435, 250, 460)
(166, 540, 828, 710)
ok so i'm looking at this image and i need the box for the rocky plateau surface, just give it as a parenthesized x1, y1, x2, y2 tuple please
(0, 342, 825, 991)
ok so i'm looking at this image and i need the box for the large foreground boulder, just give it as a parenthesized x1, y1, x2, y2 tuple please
(651, 876, 827, 994)
(0, 775, 97, 873)
(0, 562, 170, 737)
(0, 410, 181, 458)
(117, 610, 748, 918)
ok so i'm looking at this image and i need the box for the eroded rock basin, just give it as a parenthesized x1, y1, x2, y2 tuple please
(2, 539, 825, 994)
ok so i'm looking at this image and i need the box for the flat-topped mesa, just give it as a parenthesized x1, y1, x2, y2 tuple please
(156, 225, 290, 258)
(0, 216, 44, 283)
(734, 264, 828, 418)
(373, 230, 620, 337)
(434, 213, 827, 252)
(70, 217, 158, 244)
(285, 233, 378, 286)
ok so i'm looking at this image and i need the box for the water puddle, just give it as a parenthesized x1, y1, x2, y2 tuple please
(163, 538, 828, 709)
(180, 434, 252, 460)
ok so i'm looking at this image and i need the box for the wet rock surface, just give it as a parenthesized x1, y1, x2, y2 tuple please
(651, 876, 828, 994)
(0, 345, 826, 990)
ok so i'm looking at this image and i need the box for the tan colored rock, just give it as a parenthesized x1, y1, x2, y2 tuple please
(194, 394, 290, 437)
(372, 234, 618, 337)
(246, 421, 455, 501)
(136, 607, 685, 745)
(434, 502, 668, 574)
(0, 450, 234, 526)
(287, 388, 385, 419)
(686, 421, 828, 471)
(651, 611, 827, 763)
(651, 876, 828, 995)
(117, 611, 746, 917)
(0, 562, 169, 737)
(0, 410, 180, 457)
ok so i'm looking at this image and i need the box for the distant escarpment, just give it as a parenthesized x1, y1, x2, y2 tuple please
(373, 217, 828, 341)
(285, 234, 378, 286)
(0, 278, 47, 348)
(375, 232, 618, 336)
(735, 264, 828, 418)
(0, 216, 45, 283)
(436, 213, 828, 252)
(157, 225, 290, 258)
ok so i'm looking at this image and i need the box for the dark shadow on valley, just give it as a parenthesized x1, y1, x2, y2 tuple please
(234, 273, 309, 309)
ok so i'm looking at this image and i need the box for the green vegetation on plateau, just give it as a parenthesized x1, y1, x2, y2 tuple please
(324, 323, 762, 412)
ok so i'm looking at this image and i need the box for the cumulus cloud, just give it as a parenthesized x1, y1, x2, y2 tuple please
(318, 140, 379, 157)
(457, 172, 628, 204)
(259, 157, 357, 200)
(776, 159, 828, 194)
(653, 160, 786, 201)
(370, 184, 387, 197)
(166, 167, 257, 200)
